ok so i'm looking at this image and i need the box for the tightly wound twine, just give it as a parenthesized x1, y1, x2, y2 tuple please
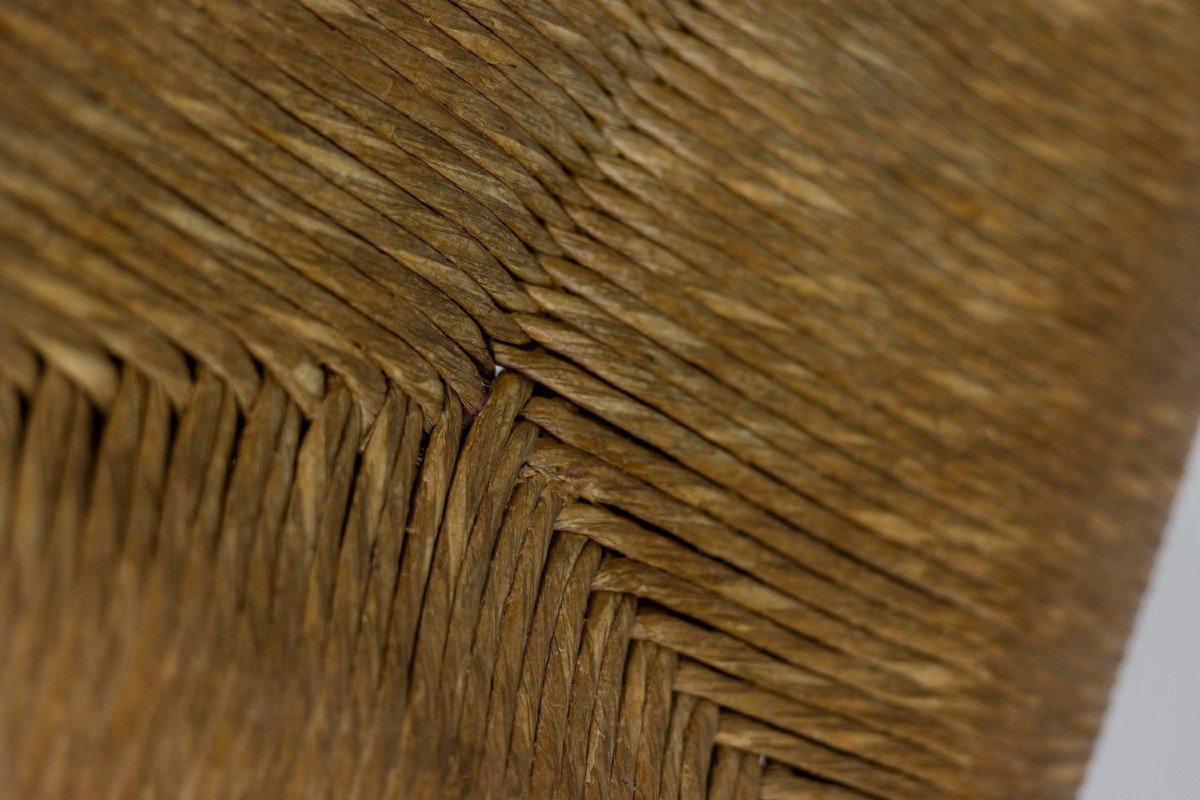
(1, 0, 1200, 798)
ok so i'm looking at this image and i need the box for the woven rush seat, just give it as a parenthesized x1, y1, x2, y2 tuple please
(1, 1, 1199, 798)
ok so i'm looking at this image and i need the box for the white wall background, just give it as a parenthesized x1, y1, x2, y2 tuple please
(1081, 430, 1200, 798)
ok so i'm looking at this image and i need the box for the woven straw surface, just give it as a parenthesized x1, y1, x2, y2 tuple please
(2, 1, 1199, 798)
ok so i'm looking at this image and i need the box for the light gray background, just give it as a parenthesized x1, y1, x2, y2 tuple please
(1080, 430, 1200, 798)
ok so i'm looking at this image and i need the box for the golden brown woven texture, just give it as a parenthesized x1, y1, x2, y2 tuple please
(1, 0, 1199, 797)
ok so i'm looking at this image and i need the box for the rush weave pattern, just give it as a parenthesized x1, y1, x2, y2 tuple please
(1, 1, 1199, 798)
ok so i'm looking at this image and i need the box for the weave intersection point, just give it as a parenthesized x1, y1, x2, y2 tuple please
(2, 0, 1200, 798)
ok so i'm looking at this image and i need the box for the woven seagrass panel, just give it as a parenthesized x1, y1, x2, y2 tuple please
(1, 0, 1199, 798)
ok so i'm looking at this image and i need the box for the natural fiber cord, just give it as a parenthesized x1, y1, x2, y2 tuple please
(1, 0, 1199, 797)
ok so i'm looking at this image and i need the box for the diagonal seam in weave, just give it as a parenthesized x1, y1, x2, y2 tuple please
(2, 0, 1200, 798)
